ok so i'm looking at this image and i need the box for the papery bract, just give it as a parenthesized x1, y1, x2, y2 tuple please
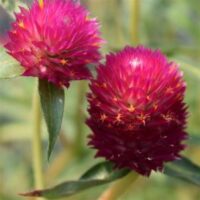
(87, 46, 188, 176)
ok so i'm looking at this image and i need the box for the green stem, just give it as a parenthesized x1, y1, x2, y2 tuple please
(32, 79, 45, 198)
(74, 82, 87, 156)
(98, 172, 138, 200)
(132, 0, 140, 45)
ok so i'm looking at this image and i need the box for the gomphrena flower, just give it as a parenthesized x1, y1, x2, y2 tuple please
(87, 46, 188, 176)
(5, 0, 103, 87)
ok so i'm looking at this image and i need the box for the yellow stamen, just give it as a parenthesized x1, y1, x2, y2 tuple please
(95, 82, 107, 89)
(116, 113, 122, 122)
(128, 104, 135, 112)
(153, 103, 158, 111)
(100, 114, 107, 122)
(60, 59, 68, 65)
(18, 21, 25, 29)
(92, 42, 100, 47)
(138, 114, 149, 125)
(162, 113, 173, 123)
(85, 15, 90, 21)
(39, 0, 44, 9)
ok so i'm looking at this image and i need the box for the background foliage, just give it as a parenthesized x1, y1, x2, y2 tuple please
(0, 0, 200, 199)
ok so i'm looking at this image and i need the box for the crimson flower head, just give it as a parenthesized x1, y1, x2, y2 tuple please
(87, 46, 188, 176)
(5, 0, 103, 87)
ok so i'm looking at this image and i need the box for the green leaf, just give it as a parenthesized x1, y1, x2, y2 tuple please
(39, 79, 65, 158)
(164, 156, 200, 185)
(0, 48, 24, 78)
(80, 162, 129, 180)
(188, 135, 200, 146)
(21, 162, 130, 199)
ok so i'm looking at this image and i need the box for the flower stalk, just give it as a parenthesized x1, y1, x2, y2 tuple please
(132, 0, 140, 45)
(98, 172, 138, 200)
(32, 79, 45, 199)
(74, 82, 88, 156)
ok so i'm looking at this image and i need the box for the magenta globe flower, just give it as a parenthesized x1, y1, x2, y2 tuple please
(87, 46, 188, 176)
(5, 0, 103, 87)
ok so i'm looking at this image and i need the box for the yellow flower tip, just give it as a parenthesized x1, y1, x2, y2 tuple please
(18, 21, 25, 29)
(100, 113, 107, 122)
(85, 15, 91, 21)
(128, 104, 135, 112)
(92, 42, 100, 47)
(60, 59, 68, 65)
(39, 0, 44, 9)
(115, 113, 122, 122)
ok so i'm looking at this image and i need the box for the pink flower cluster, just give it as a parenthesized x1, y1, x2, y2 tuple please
(87, 46, 188, 176)
(5, 0, 188, 176)
(5, 0, 103, 87)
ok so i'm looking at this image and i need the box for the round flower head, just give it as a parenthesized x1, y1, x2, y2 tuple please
(5, 0, 103, 87)
(87, 46, 188, 176)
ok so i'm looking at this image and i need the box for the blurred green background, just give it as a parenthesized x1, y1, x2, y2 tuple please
(0, 0, 200, 199)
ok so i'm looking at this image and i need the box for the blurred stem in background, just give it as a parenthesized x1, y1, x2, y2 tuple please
(98, 172, 138, 200)
(74, 81, 88, 156)
(32, 79, 45, 200)
(98, 0, 140, 199)
(132, 0, 140, 45)
(45, 132, 74, 184)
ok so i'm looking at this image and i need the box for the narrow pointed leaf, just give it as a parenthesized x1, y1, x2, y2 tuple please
(164, 156, 200, 185)
(80, 162, 130, 180)
(39, 79, 65, 158)
(0, 48, 24, 78)
(21, 162, 130, 199)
